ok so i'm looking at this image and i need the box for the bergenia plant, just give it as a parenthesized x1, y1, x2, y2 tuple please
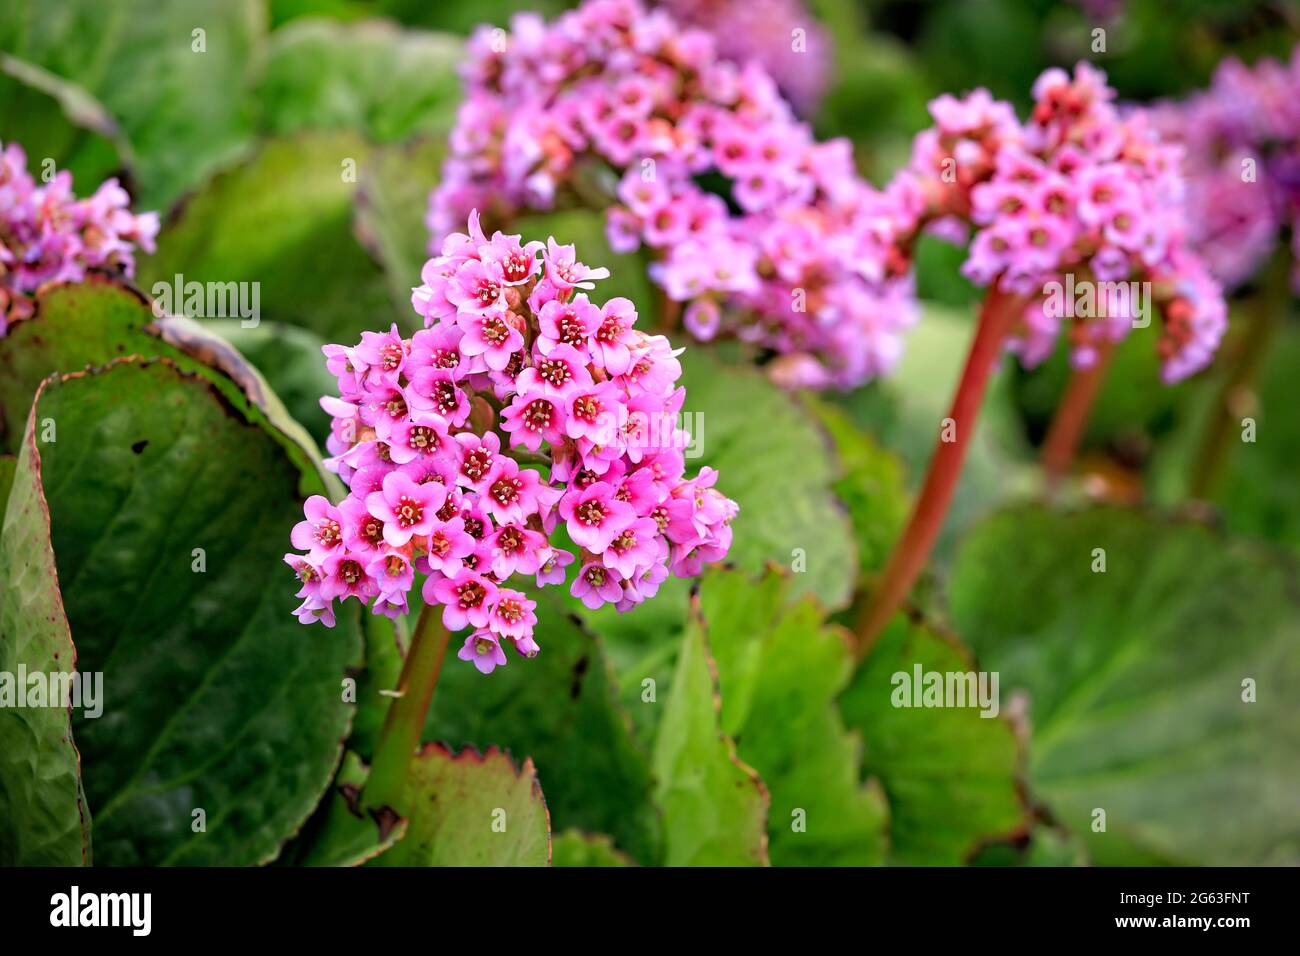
(855, 63, 1228, 649)
(1150, 46, 1300, 293)
(285, 213, 737, 809)
(1146, 46, 1299, 495)
(0, 138, 159, 336)
(654, 0, 831, 116)
(430, 0, 918, 391)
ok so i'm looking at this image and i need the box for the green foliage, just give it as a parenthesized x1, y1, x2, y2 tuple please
(652, 591, 770, 866)
(425, 593, 660, 864)
(699, 567, 889, 865)
(372, 744, 550, 866)
(843, 613, 1027, 865)
(951, 505, 1300, 865)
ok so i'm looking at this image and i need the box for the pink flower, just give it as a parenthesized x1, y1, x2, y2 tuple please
(602, 516, 662, 578)
(487, 588, 538, 641)
(428, 570, 499, 631)
(500, 389, 566, 451)
(288, 213, 737, 677)
(571, 562, 625, 609)
(544, 237, 611, 290)
(536, 295, 600, 357)
(589, 297, 638, 374)
(388, 412, 455, 465)
(365, 471, 446, 547)
(564, 381, 625, 445)
(320, 552, 379, 602)
(291, 496, 344, 557)
(458, 631, 508, 674)
(559, 481, 635, 553)
(456, 310, 524, 371)
(480, 457, 544, 525)
(420, 515, 478, 577)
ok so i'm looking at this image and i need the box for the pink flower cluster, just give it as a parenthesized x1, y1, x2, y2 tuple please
(285, 213, 737, 674)
(1150, 47, 1300, 292)
(429, 0, 917, 390)
(887, 62, 1227, 383)
(655, 0, 830, 116)
(0, 139, 158, 336)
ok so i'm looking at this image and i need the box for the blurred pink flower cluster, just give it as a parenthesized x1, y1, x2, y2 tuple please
(430, 0, 917, 390)
(286, 213, 736, 674)
(0, 139, 158, 336)
(887, 62, 1227, 383)
(1150, 47, 1300, 293)
(655, 0, 830, 115)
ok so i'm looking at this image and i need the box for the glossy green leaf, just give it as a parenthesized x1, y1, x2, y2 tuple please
(679, 349, 857, 608)
(551, 829, 634, 867)
(0, 424, 90, 865)
(951, 505, 1300, 865)
(699, 567, 889, 866)
(6, 358, 362, 864)
(0, 279, 330, 487)
(0, 0, 263, 209)
(652, 592, 769, 866)
(138, 132, 398, 345)
(257, 18, 461, 143)
(841, 614, 1028, 865)
(373, 744, 550, 866)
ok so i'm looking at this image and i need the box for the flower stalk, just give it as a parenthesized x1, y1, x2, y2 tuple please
(360, 604, 451, 814)
(1039, 338, 1116, 490)
(854, 287, 1020, 655)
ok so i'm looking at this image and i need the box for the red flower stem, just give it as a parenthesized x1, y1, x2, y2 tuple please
(361, 604, 450, 814)
(1039, 337, 1115, 490)
(854, 287, 1020, 656)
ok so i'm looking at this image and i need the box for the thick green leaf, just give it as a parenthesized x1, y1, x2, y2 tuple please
(19, 358, 361, 864)
(0, 279, 331, 487)
(425, 593, 660, 864)
(257, 18, 461, 143)
(841, 614, 1028, 865)
(373, 743, 550, 866)
(0, 0, 263, 209)
(287, 751, 408, 867)
(0, 425, 90, 865)
(804, 395, 909, 576)
(700, 567, 889, 865)
(551, 829, 634, 867)
(679, 349, 857, 608)
(652, 592, 769, 866)
(138, 133, 398, 345)
(950, 505, 1300, 865)
(577, 576, 691, 753)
